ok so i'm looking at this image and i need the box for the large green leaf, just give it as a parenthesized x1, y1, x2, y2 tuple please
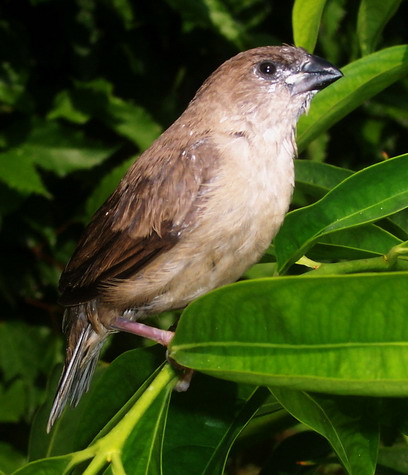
(270, 389, 379, 475)
(296, 45, 408, 151)
(292, 0, 327, 52)
(357, 0, 402, 55)
(275, 154, 408, 273)
(170, 273, 408, 396)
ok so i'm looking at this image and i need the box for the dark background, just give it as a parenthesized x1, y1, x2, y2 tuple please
(0, 0, 407, 470)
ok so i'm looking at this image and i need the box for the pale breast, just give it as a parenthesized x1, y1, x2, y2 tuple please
(103, 129, 296, 316)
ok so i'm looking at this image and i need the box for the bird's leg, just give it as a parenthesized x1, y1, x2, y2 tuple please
(111, 317, 174, 347)
(112, 316, 194, 391)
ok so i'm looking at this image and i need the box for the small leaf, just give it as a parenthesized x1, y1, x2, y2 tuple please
(310, 224, 402, 260)
(270, 389, 379, 474)
(0, 379, 26, 423)
(47, 90, 90, 124)
(203, 0, 247, 48)
(357, 0, 402, 55)
(27, 121, 117, 177)
(69, 79, 163, 150)
(0, 151, 50, 197)
(295, 159, 353, 198)
(292, 0, 328, 52)
(275, 154, 408, 273)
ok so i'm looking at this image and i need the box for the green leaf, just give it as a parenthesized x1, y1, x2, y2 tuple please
(0, 379, 26, 423)
(26, 121, 117, 177)
(170, 273, 408, 396)
(103, 95, 162, 150)
(292, 0, 327, 52)
(275, 154, 408, 274)
(0, 152, 50, 197)
(203, 0, 247, 48)
(109, 0, 135, 30)
(297, 45, 408, 152)
(12, 454, 83, 475)
(0, 61, 32, 112)
(295, 159, 353, 198)
(0, 120, 116, 197)
(377, 446, 408, 473)
(202, 386, 269, 475)
(166, 0, 247, 48)
(164, 378, 267, 475)
(270, 390, 379, 474)
(389, 209, 408, 236)
(47, 90, 90, 124)
(0, 442, 26, 474)
(106, 376, 171, 475)
(49, 80, 163, 150)
(75, 347, 165, 451)
(309, 224, 402, 260)
(357, 0, 402, 55)
(0, 322, 56, 384)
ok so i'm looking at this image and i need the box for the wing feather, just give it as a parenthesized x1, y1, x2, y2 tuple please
(59, 136, 217, 306)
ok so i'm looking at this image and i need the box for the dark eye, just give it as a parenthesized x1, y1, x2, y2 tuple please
(258, 61, 277, 76)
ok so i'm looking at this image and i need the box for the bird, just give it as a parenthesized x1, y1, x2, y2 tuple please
(47, 45, 342, 431)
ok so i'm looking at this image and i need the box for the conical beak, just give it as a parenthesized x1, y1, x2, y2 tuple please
(291, 53, 343, 95)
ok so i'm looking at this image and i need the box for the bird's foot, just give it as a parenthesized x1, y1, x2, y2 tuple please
(112, 317, 194, 391)
(166, 352, 194, 392)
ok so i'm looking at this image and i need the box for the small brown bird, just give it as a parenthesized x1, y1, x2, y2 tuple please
(47, 45, 342, 431)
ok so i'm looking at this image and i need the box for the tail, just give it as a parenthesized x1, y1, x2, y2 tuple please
(47, 303, 108, 432)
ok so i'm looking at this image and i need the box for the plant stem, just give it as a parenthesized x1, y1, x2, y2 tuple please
(305, 255, 408, 276)
(81, 363, 177, 474)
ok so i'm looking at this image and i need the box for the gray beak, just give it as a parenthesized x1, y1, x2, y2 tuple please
(291, 54, 343, 95)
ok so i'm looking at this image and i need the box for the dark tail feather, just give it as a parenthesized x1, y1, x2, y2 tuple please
(47, 304, 107, 432)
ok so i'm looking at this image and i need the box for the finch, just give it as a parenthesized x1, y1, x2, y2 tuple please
(48, 45, 342, 431)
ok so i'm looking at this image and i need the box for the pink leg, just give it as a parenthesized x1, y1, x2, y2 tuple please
(112, 317, 174, 346)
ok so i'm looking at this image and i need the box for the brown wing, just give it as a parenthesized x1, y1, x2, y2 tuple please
(59, 136, 218, 306)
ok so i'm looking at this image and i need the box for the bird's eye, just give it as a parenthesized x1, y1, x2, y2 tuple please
(257, 61, 277, 77)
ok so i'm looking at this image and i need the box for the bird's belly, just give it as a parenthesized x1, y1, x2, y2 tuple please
(139, 189, 291, 314)
(103, 139, 295, 317)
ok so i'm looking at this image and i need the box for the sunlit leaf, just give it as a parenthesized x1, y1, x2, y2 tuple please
(170, 273, 408, 396)
(275, 154, 408, 273)
(357, 0, 402, 55)
(292, 0, 328, 52)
